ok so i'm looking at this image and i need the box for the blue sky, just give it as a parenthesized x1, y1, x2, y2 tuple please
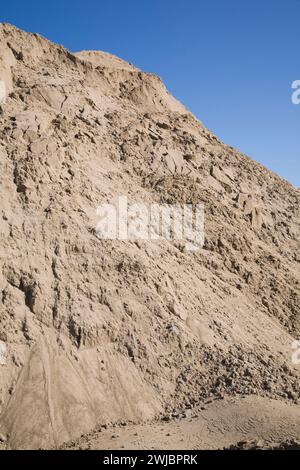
(1, 0, 299, 186)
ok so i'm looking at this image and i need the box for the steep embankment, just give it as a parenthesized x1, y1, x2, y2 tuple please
(0, 24, 299, 449)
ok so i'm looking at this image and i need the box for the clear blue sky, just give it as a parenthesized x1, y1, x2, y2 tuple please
(1, 0, 299, 186)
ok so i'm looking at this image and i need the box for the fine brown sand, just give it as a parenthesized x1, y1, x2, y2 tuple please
(61, 396, 300, 450)
(0, 23, 299, 450)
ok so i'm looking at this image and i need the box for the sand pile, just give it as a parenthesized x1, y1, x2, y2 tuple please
(0, 24, 299, 449)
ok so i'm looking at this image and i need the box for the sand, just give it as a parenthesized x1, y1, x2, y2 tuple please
(0, 23, 299, 450)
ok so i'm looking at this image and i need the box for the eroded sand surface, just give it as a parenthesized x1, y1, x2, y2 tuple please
(0, 23, 299, 449)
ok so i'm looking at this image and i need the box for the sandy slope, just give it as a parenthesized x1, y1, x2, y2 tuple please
(0, 23, 299, 449)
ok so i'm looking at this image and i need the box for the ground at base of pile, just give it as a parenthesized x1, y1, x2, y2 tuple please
(57, 396, 300, 451)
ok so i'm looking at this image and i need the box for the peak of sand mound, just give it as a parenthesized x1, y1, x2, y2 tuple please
(0, 23, 299, 449)
(74, 50, 139, 71)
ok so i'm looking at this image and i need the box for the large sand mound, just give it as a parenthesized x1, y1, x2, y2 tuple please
(0, 23, 299, 449)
